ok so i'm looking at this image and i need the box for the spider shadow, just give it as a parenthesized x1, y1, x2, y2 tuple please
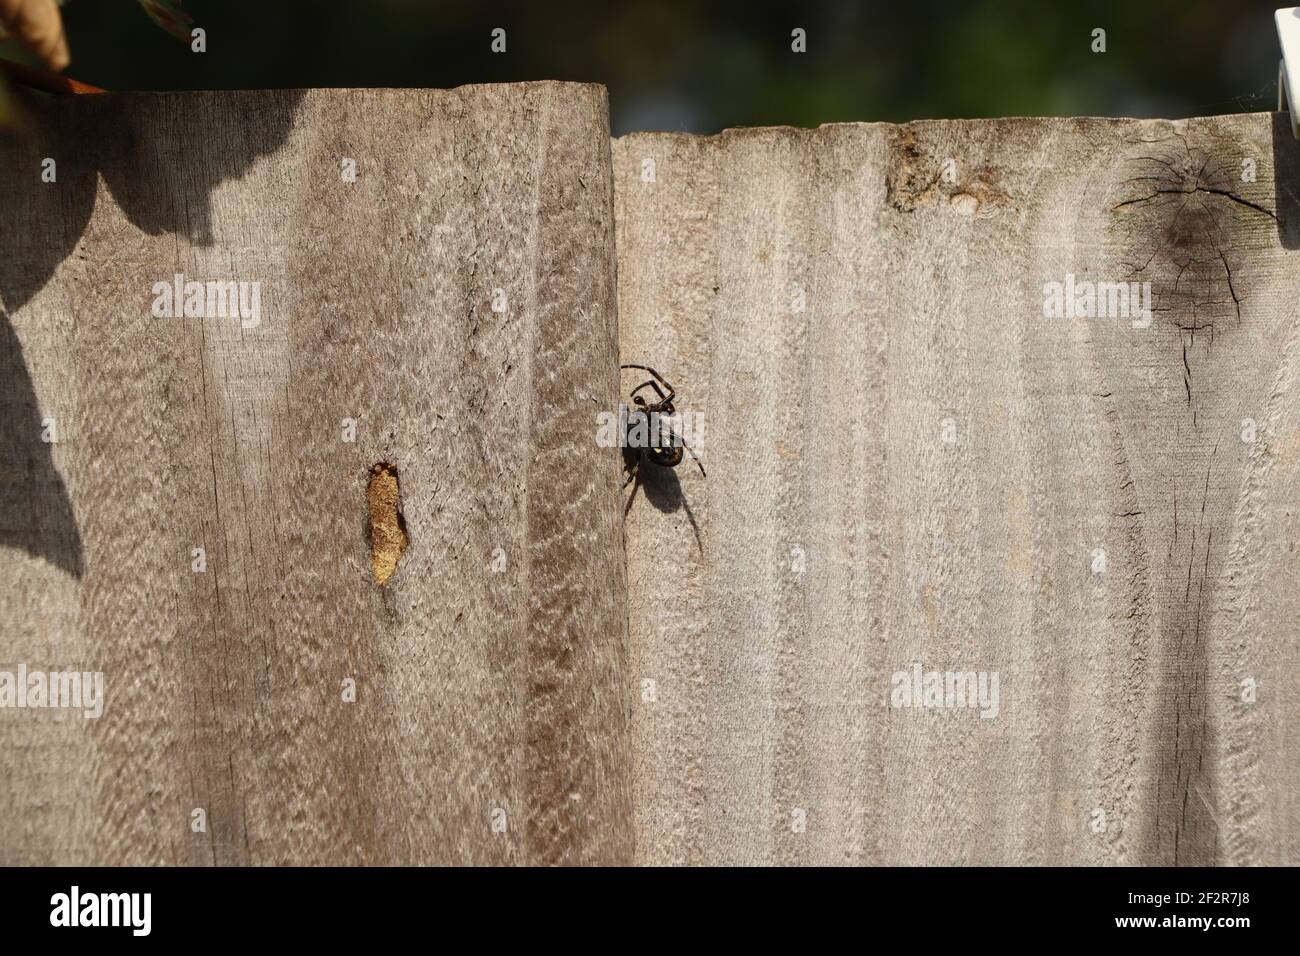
(622, 448, 704, 556)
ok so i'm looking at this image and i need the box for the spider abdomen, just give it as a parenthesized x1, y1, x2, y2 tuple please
(648, 444, 684, 468)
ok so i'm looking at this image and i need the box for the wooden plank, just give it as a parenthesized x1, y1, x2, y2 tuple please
(614, 115, 1299, 865)
(4, 86, 1296, 869)
(0, 84, 633, 865)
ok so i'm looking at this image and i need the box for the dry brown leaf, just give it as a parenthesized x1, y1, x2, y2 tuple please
(0, 0, 70, 70)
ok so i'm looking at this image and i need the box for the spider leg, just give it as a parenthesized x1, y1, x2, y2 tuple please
(621, 446, 641, 487)
(622, 468, 643, 517)
(679, 435, 707, 478)
(621, 364, 676, 405)
(630, 379, 669, 405)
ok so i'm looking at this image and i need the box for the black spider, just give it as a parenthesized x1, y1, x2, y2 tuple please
(619, 364, 705, 488)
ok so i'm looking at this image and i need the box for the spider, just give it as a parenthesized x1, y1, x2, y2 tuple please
(620, 363, 706, 487)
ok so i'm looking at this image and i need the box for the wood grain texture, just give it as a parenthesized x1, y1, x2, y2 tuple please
(4, 87, 1296, 869)
(614, 115, 1299, 866)
(0, 84, 633, 865)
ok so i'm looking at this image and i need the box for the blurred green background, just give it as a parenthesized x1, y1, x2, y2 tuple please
(0, 0, 1289, 133)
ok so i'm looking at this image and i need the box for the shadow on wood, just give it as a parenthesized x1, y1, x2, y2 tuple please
(0, 90, 304, 576)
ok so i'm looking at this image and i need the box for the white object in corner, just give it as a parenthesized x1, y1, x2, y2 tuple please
(1277, 8, 1300, 137)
